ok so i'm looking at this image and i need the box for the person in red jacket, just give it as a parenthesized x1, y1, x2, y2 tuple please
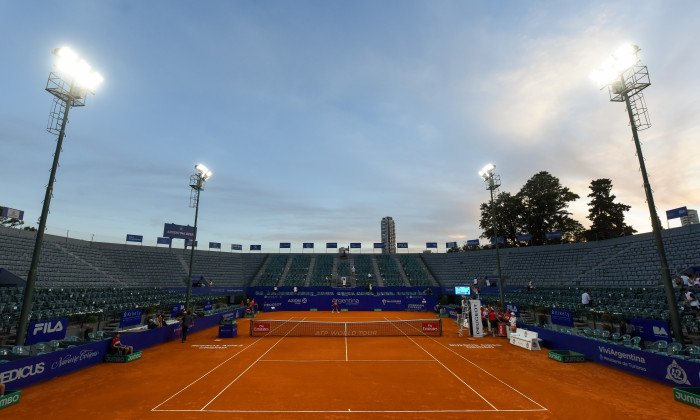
(111, 332, 133, 354)
(331, 299, 340, 314)
(488, 308, 498, 336)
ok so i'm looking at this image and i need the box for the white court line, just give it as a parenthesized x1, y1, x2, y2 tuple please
(388, 315, 548, 411)
(259, 359, 435, 362)
(153, 408, 547, 413)
(152, 316, 302, 412)
(198, 316, 307, 411)
(345, 332, 348, 361)
(385, 316, 498, 411)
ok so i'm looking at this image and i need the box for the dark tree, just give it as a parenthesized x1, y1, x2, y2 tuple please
(585, 178, 636, 241)
(478, 191, 524, 246)
(516, 171, 583, 245)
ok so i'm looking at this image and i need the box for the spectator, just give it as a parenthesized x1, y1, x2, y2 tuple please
(0, 382, 4, 396)
(527, 279, 533, 292)
(110, 332, 133, 355)
(293, 286, 298, 295)
(180, 311, 194, 343)
(488, 307, 498, 336)
(368, 283, 373, 294)
(424, 288, 433, 295)
(473, 277, 478, 287)
(508, 310, 517, 333)
(582, 290, 592, 307)
(157, 312, 164, 328)
(683, 288, 700, 317)
(273, 286, 278, 295)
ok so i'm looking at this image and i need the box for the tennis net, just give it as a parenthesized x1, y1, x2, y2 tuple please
(250, 319, 442, 337)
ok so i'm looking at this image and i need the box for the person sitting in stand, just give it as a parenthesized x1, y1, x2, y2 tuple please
(0, 382, 5, 396)
(110, 332, 133, 355)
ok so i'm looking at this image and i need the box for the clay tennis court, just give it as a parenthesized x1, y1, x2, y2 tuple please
(5, 311, 695, 419)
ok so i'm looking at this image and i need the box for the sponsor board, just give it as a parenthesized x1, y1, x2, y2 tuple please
(252, 321, 270, 334)
(674, 387, 700, 409)
(0, 390, 21, 410)
(469, 300, 483, 337)
(103, 351, 142, 363)
(27, 318, 68, 345)
(449, 344, 502, 348)
(422, 321, 440, 334)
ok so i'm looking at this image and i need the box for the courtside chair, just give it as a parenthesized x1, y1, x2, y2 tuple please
(647, 340, 669, 354)
(667, 342, 684, 358)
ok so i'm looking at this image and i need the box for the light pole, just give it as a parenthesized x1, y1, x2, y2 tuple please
(479, 164, 504, 309)
(17, 48, 103, 346)
(591, 44, 682, 343)
(185, 164, 212, 313)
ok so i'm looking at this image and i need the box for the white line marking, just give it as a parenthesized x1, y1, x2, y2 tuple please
(345, 333, 348, 361)
(259, 359, 435, 362)
(388, 315, 548, 411)
(199, 316, 307, 411)
(385, 316, 498, 411)
(153, 408, 548, 413)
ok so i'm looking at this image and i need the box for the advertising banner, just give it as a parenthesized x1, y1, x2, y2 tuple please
(156, 237, 172, 245)
(550, 308, 574, 327)
(631, 318, 672, 343)
(397, 242, 408, 248)
(467, 239, 480, 246)
(350, 243, 361, 248)
(185, 239, 198, 247)
(280, 243, 291, 249)
(546, 231, 563, 240)
(1, 207, 24, 220)
(120, 309, 143, 328)
(506, 303, 520, 317)
(426, 242, 437, 248)
(171, 304, 185, 318)
(469, 300, 483, 337)
(517, 234, 532, 242)
(326, 243, 338, 249)
(666, 207, 688, 220)
(231, 244, 242, 251)
(126, 234, 143, 243)
(250, 245, 261, 251)
(26, 318, 69, 345)
(203, 300, 213, 311)
(303, 243, 314, 249)
(446, 242, 457, 248)
(163, 223, 194, 240)
(373, 243, 384, 249)
(209, 242, 221, 249)
(489, 237, 504, 244)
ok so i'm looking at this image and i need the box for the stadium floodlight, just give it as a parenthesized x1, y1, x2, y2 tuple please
(593, 44, 682, 343)
(479, 164, 504, 309)
(16, 47, 103, 346)
(185, 164, 212, 313)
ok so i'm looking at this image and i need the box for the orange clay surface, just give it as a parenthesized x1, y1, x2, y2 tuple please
(2, 311, 696, 419)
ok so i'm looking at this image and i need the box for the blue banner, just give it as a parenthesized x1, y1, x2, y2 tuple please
(209, 242, 221, 249)
(446, 242, 457, 248)
(630, 318, 672, 343)
(250, 245, 261, 251)
(326, 243, 337, 249)
(489, 237, 504, 244)
(303, 243, 314, 249)
(550, 308, 574, 327)
(546, 231, 563, 240)
(426, 242, 437, 248)
(517, 234, 532, 242)
(157, 237, 172, 245)
(120, 309, 143, 328)
(203, 300, 213, 311)
(350, 243, 361, 248)
(374, 243, 385, 249)
(1, 207, 24, 220)
(26, 318, 69, 345)
(232, 244, 242, 250)
(280, 242, 291, 249)
(506, 303, 519, 317)
(467, 239, 480, 246)
(171, 304, 185, 318)
(163, 223, 195, 240)
(666, 207, 688, 220)
(397, 242, 408, 248)
(126, 234, 143, 243)
(186, 239, 198, 247)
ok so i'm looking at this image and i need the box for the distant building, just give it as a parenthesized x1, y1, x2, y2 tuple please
(381, 216, 396, 254)
(682, 209, 699, 226)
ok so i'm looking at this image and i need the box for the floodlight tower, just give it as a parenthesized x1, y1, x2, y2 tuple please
(591, 44, 682, 343)
(479, 164, 504, 309)
(185, 164, 212, 313)
(16, 48, 103, 346)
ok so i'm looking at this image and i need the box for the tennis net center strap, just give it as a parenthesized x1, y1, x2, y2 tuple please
(250, 319, 442, 337)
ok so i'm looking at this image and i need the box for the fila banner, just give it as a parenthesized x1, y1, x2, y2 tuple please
(26, 318, 69, 345)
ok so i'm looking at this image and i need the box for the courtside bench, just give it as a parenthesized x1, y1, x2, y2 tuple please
(104, 351, 143, 363)
(509, 328, 541, 351)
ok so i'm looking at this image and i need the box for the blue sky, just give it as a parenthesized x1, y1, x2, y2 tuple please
(2, 1, 699, 252)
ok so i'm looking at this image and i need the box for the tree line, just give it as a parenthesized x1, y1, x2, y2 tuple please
(449, 171, 637, 252)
